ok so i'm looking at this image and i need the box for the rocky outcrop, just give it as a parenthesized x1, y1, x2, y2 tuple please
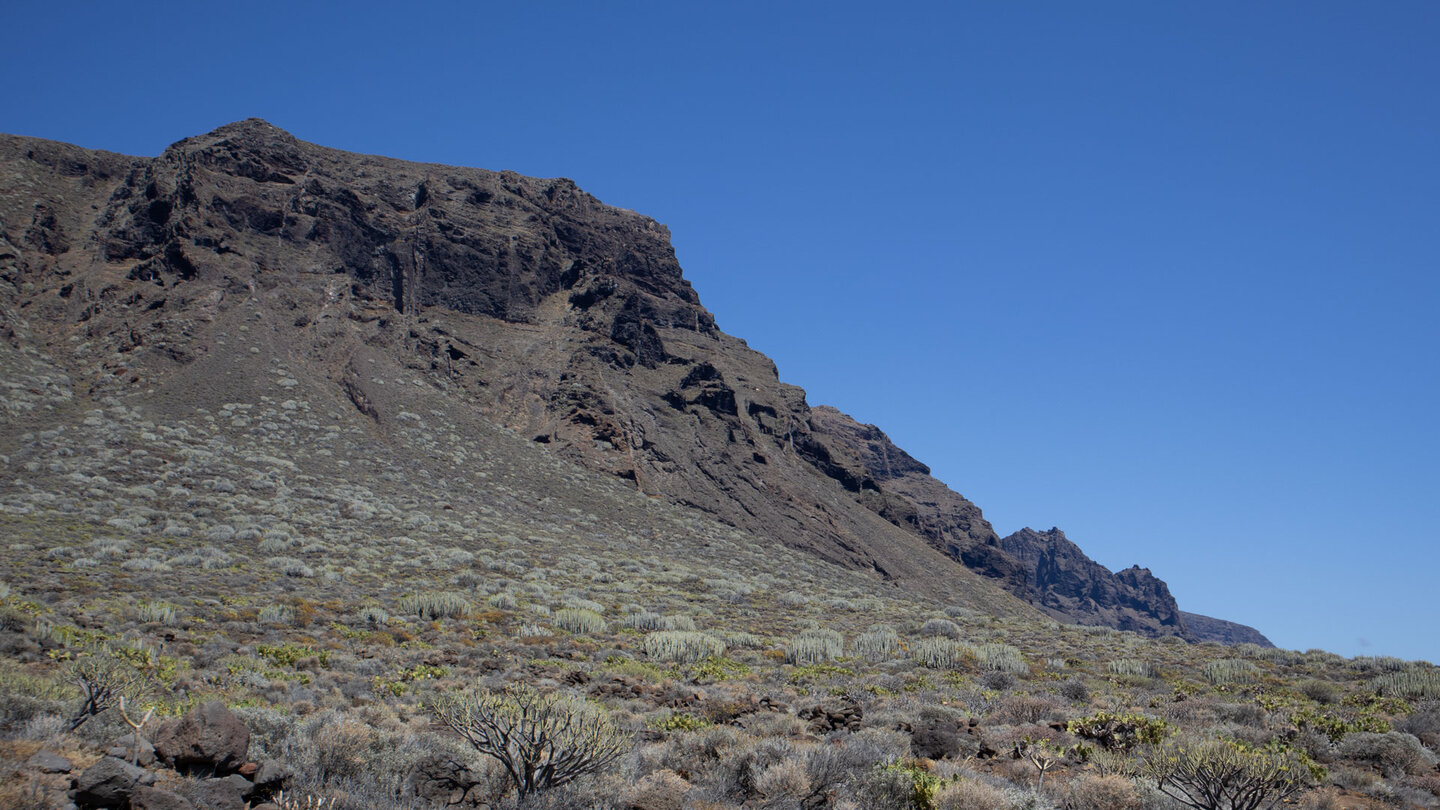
(1181, 611, 1275, 647)
(999, 527, 1191, 639)
(0, 121, 1267, 638)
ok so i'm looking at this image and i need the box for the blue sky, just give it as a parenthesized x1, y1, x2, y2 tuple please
(5, 2, 1437, 661)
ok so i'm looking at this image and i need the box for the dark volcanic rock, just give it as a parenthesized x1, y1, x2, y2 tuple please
(999, 527, 1191, 639)
(72, 756, 155, 808)
(27, 750, 73, 773)
(153, 701, 249, 774)
(1181, 611, 1275, 647)
(130, 786, 197, 810)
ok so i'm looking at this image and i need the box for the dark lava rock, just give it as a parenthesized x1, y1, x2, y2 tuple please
(130, 786, 197, 810)
(27, 750, 74, 773)
(107, 732, 157, 766)
(187, 777, 247, 810)
(72, 756, 155, 808)
(153, 701, 250, 774)
(910, 710, 963, 760)
(251, 760, 293, 796)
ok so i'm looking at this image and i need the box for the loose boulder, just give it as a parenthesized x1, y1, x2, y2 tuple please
(72, 756, 156, 808)
(130, 786, 197, 810)
(186, 777, 247, 810)
(27, 750, 73, 773)
(107, 732, 157, 766)
(154, 701, 250, 774)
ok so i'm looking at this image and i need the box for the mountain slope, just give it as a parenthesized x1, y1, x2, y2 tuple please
(0, 120, 1260, 637)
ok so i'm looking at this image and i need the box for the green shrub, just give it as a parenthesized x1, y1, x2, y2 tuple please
(976, 643, 1028, 674)
(1067, 710, 1173, 751)
(1107, 659, 1154, 678)
(1140, 738, 1318, 810)
(398, 592, 469, 620)
(1336, 731, 1437, 777)
(1371, 668, 1440, 699)
(256, 604, 294, 625)
(854, 626, 902, 663)
(134, 601, 179, 626)
(1202, 658, 1259, 685)
(623, 611, 665, 631)
(918, 618, 962, 639)
(553, 608, 606, 635)
(785, 628, 843, 665)
(911, 638, 975, 669)
(721, 631, 767, 650)
(645, 631, 725, 664)
(430, 684, 625, 799)
(650, 712, 712, 732)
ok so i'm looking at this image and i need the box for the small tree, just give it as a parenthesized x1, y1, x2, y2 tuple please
(1140, 738, 1318, 810)
(66, 654, 143, 731)
(429, 683, 626, 799)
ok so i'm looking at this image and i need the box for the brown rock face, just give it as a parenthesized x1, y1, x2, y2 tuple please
(1181, 611, 1275, 647)
(153, 701, 250, 774)
(0, 121, 1265, 638)
(999, 527, 1191, 639)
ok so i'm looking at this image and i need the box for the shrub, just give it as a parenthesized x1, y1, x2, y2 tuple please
(1053, 773, 1142, 810)
(624, 769, 689, 810)
(1140, 738, 1318, 810)
(976, 643, 1028, 674)
(912, 638, 975, 670)
(1371, 668, 1440, 699)
(353, 607, 389, 627)
(919, 619, 963, 639)
(1108, 659, 1154, 678)
(398, 592, 468, 621)
(645, 631, 725, 664)
(855, 627, 902, 663)
(133, 601, 179, 625)
(1057, 678, 1090, 702)
(785, 628, 843, 666)
(860, 761, 951, 810)
(66, 653, 143, 731)
(934, 778, 1010, 810)
(624, 612, 665, 631)
(1202, 658, 1259, 685)
(553, 608, 606, 635)
(258, 604, 295, 625)
(430, 684, 626, 799)
(273, 557, 317, 578)
(1336, 731, 1437, 778)
(486, 592, 518, 610)
(1067, 711, 1172, 752)
(1296, 679, 1342, 705)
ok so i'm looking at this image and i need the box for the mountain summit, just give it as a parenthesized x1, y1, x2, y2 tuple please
(0, 120, 1266, 643)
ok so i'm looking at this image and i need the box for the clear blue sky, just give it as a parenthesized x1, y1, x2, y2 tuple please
(5, 2, 1437, 662)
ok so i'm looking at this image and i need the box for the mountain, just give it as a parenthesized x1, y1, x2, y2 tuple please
(1182, 611, 1275, 647)
(0, 119, 1261, 640)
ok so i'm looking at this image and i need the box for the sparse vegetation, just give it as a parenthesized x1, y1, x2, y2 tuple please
(429, 683, 626, 799)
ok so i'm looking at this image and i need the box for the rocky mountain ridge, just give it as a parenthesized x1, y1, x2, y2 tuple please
(0, 119, 1267, 644)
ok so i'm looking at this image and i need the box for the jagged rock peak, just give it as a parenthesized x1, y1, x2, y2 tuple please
(1000, 526, 1192, 639)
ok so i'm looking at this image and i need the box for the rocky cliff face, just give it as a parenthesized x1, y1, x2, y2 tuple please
(0, 120, 1266, 639)
(1181, 612, 1275, 647)
(998, 527, 1191, 638)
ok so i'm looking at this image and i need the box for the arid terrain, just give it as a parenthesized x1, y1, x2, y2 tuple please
(0, 123, 1436, 810)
